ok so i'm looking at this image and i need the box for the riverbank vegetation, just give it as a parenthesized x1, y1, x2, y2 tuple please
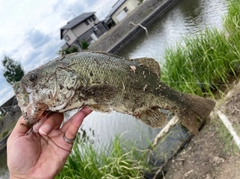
(162, 0, 240, 98)
(57, 1, 240, 178)
(56, 135, 150, 179)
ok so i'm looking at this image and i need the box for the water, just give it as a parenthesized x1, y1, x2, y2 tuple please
(0, 0, 228, 177)
(118, 0, 227, 61)
(79, 0, 228, 150)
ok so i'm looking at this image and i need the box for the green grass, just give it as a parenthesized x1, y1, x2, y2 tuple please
(161, 1, 240, 98)
(56, 135, 150, 179)
(162, 28, 240, 97)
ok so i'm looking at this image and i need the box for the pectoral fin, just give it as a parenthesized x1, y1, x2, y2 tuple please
(88, 104, 111, 113)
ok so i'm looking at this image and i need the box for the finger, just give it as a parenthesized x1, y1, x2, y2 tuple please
(33, 112, 53, 132)
(11, 116, 31, 136)
(61, 107, 92, 133)
(39, 112, 64, 135)
(33, 117, 48, 133)
(63, 108, 92, 140)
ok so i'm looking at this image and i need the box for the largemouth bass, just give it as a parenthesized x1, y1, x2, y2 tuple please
(13, 52, 215, 134)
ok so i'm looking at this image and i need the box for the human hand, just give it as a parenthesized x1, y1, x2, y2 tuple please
(7, 107, 92, 179)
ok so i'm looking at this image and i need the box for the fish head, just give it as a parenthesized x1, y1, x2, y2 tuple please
(13, 74, 48, 125)
(13, 81, 31, 114)
(13, 63, 82, 125)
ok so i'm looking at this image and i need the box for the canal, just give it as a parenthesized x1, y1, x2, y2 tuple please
(118, 0, 227, 60)
(0, 0, 228, 178)
(80, 0, 227, 149)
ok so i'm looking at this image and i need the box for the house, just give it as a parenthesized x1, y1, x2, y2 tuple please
(105, 0, 140, 28)
(60, 12, 109, 50)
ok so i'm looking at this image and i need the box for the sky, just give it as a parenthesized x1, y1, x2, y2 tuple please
(0, 0, 115, 105)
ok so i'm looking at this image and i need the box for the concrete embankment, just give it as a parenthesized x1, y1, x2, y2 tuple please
(88, 0, 180, 54)
(0, 133, 10, 154)
(0, 108, 21, 153)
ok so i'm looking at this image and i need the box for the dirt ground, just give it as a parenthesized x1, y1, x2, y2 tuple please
(163, 79, 240, 179)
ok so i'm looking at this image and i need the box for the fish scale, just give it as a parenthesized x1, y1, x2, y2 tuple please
(13, 52, 215, 134)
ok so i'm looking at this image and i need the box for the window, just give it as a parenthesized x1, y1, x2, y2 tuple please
(85, 20, 89, 25)
(65, 35, 70, 41)
(124, 7, 128, 12)
(92, 15, 96, 21)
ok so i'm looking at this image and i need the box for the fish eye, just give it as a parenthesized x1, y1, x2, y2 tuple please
(29, 73, 37, 82)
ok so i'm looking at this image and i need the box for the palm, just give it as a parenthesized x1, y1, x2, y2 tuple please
(7, 108, 92, 179)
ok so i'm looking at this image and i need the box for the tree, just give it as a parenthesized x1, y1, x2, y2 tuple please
(2, 56, 25, 85)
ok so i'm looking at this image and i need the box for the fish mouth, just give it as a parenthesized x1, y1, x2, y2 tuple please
(22, 102, 48, 126)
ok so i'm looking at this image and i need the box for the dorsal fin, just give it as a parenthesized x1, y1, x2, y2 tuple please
(133, 58, 161, 79)
(90, 52, 161, 78)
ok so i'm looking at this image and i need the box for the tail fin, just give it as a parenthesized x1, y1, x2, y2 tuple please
(179, 94, 215, 134)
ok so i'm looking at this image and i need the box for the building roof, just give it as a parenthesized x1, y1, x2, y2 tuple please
(60, 12, 95, 39)
(105, 0, 126, 22)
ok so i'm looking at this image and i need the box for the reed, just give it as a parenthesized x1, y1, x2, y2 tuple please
(162, 1, 240, 97)
(56, 135, 150, 179)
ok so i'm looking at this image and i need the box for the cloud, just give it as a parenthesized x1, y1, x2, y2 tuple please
(0, 0, 116, 105)
(53, 1, 85, 21)
(0, 77, 14, 105)
(27, 30, 51, 49)
(0, 85, 12, 96)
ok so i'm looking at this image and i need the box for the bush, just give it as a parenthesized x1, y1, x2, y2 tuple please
(81, 41, 89, 49)
(65, 46, 79, 54)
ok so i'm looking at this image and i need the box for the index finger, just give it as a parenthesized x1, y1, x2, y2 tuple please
(10, 116, 31, 136)
(62, 108, 92, 140)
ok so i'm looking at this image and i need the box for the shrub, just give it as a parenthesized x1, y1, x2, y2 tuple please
(81, 41, 89, 49)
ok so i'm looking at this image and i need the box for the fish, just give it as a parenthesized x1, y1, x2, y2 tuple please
(13, 52, 215, 134)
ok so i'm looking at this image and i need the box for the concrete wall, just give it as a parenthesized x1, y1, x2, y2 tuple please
(0, 133, 10, 153)
(89, 0, 180, 54)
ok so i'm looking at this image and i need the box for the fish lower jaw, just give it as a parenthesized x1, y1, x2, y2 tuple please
(52, 101, 85, 113)
(49, 102, 69, 111)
